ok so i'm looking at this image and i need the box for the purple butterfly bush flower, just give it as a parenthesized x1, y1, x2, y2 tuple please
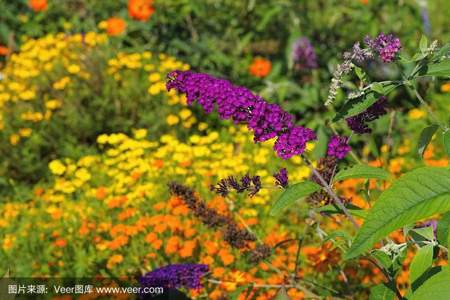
(273, 168, 288, 188)
(292, 37, 318, 70)
(167, 70, 316, 159)
(327, 135, 351, 159)
(140, 264, 209, 290)
(364, 33, 401, 63)
(345, 96, 388, 134)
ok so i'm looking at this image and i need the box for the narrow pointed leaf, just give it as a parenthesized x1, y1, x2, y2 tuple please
(334, 165, 389, 182)
(270, 181, 321, 216)
(345, 167, 450, 259)
(418, 125, 439, 157)
(443, 131, 450, 157)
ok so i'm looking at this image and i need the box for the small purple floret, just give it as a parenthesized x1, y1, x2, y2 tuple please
(273, 168, 289, 188)
(327, 135, 351, 159)
(365, 33, 401, 63)
(140, 264, 209, 290)
(292, 37, 318, 70)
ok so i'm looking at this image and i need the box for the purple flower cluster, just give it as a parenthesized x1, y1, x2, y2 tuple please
(292, 37, 318, 70)
(167, 71, 316, 159)
(211, 174, 261, 197)
(273, 168, 288, 188)
(140, 264, 209, 290)
(346, 96, 388, 134)
(365, 33, 401, 63)
(327, 135, 351, 159)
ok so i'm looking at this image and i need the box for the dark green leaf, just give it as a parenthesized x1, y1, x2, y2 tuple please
(270, 181, 321, 216)
(333, 93, 378, 121)
(418, 125, 439, 157)
(443, 131, 450, 157)
(334, 165, 389, 182)
(345, 167, 450, 259)
(410, 244, 434, 285)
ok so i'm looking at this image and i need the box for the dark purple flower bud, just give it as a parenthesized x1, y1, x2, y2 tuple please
(327, 135, 351, 159)
(365, 33, 401, 63)
(140, 264, 209, 290)
(292, 37, 318, 70)
(273, 168, 288, 188)
(249, 175, 262, 197)
(345, 96, 388, 134)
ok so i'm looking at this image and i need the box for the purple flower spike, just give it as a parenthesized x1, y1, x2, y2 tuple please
(274, 168, 289, 188)
(166, 71, 316, 159)
(365, 33, 401, 63)
(140, 264, 209, 290)
(346, 96, 388, 134)
(292, 37, 318, 70)
(327, 135, 351, 159)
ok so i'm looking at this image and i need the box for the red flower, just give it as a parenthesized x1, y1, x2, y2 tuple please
(106, 17, 126, 36)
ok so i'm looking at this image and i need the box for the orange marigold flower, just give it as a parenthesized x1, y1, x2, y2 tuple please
(106, 17, 126, 36)
(29, 0, 47, 12)
(95, 186, 107, 200)
(218, 249, 234, 266)
(249, 57, 272, 78)
(107, 254, 123, 269)
(0, 46, 10, 56)
(128, 0, 155, 21)
(54, 238, 67, 248)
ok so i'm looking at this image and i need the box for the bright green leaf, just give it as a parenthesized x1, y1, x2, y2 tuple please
(410, 227, 435, 242)
(371, 83, 385, 94)
(409, 266, 450, 300)
(436, 211, 450, 248)
(334, 165, 389, 182)
(418, 125, 439, 157)
(419, 35, 428, 53)
(274, 287, 290, 300)
(345, 167, 450, 259)
(270, 181, 321, 216)
(426, 59, 450, 77)
(369, 283, 396, 300)
(410, 244, 434, 286)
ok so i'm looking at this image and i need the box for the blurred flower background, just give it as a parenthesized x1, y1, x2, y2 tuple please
(0, 0, 449, 299)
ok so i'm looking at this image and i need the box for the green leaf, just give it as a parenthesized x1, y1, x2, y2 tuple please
(426, 59, 450, 77)
(418, 125, 439, 157)
(436, 211, 450, 248)
(371, 83, 385, 94)
(274, 287, 291, 300)
(317, 203, 367, 219)
(333, 93, 378, 122)
(409, 266, 450, 300)
(345, 167, 450, 259)
(419, 35, 428, 53)
(369, 283, 396, 300)
(270, 181, 321, 216)
(410, 227, 435, 242)
(410, 244, 434, 285)
(334, 165, 389, 182)
(443, 131, 450, 157)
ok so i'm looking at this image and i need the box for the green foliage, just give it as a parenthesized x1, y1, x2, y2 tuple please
(333, 165, 389, 182)
(417, 125, 439, 157)
(369, 283, 395, 300)
(409, 244, 434, 286)
(270, 181, 321, 216)
(346, 167, 450, 259)
(409, 266, 450, 300)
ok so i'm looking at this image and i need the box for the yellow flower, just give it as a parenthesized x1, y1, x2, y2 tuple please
(198, 122, 208, 131)
(148, 73, 161, 82)
(67, 64, 81, 74)
(166, 114, 179, 126)
(408, 108, 426, 120)
(18, 128, 32, 137)
(75, 168, 91, 181)
(107, 254, 123, 269)
(179, 108, 192, 120)
(9, 134, 20, 145)
(45, 99, 62, 110)
(98, 21, 108, 30)
(49, 160, 66, 175)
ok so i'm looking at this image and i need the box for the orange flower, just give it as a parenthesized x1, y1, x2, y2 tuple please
(249, 57, 272, 78)
(0, 46, 9, 56)
(107, 254, 123, 269)
(54, 238, 67, 248)
(29, 0, 47, 12)
(128, 0, 155, 21)
(106, 17, 126, 36)
(218, 249, 234, 266)
(360, 0, 369, 4)
(95, 186, 107, 200)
